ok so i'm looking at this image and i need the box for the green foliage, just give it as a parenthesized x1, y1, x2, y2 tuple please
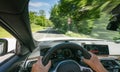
(39, 10, 46, 16)
(65, 31, 90, 38)
(50, 0, 120, 35)
(29, 11, 37, 24)
(30, 24, 46, 32)
(0, 26, 13, 38)
(29, 10, 54, 27)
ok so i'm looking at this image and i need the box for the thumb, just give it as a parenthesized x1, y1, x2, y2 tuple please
(35, 57, 41, 65)
(45, 60, 51, 70)
(82, 57, 90, 64)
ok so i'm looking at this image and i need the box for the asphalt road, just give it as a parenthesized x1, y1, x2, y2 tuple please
(33, 28, 67, 41)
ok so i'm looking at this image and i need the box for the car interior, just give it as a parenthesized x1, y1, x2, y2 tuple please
(0, 0, 120, 72)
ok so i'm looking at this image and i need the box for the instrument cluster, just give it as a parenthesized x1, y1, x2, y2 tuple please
(40, 48, 82, 63)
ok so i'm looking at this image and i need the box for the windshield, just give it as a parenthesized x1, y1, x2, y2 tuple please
(29, 0, 120, 42)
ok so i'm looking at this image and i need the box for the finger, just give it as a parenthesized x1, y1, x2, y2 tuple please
(31, 64, 36, 72)
(36, 57, 41, 64)
(89, 53, 99, 61)
(82, 52, 93, 61)
(40, 56, 43, 59)
(45, 60, 51, 69)
(82, 57, 90, 64)
(39, 56, 44, 66)
(32, 63, 36, 68)
(36, 56, 43, 67)
(82, 53, 93, 63)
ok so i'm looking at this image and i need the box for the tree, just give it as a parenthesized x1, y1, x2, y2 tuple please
(29, 11, 37, 24)
(29, 10, 53, 27)
(50, 0, 120, 34)
(39, 10, 45, 17)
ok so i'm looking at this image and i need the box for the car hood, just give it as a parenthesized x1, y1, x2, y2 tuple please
(0, 0, 35, 52)
(38, 37, 105, 42)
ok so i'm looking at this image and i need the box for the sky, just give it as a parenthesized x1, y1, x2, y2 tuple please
(29, 0, 59, 19)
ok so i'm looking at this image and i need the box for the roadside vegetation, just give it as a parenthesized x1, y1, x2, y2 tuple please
(50, 0, 120, 41)
(0, 27, 13, 38)
(30, 24, 46, 32)
(1, 0, 120, 41)
(0, 24, 45, 38)
(29, 10, 54, 27)
(0, 10, 53, 38)
(65, 31, 90, 38)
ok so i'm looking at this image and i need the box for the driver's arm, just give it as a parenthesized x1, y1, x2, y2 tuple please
(31, 57, 51, 72)
(83, 53, 108, 72)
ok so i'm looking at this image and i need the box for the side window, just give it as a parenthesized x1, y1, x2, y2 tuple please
(0, 42, 4, 55)
(0, 26, 16, 56)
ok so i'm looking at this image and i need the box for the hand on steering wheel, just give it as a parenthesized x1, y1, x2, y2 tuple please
(32, 57, 51, 72)
(32, 42, 107, 72)
(83, 53, 108, 72)
(42, 42, 91, 72)
(42, 42, 91, 66)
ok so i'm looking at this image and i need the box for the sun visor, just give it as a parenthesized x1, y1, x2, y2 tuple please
(0, 0, 28, 14)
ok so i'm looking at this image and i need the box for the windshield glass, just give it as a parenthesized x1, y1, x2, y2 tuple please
(29, 0, 120, 42)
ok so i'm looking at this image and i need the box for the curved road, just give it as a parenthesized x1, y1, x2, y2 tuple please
(33, 28, 67, 41)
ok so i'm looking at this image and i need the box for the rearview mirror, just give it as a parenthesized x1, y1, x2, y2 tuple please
(107, 14, 120, 31)
(0, 39, 8, 56)
(106, 21, 119, 31)
(115, 39, 120, 43)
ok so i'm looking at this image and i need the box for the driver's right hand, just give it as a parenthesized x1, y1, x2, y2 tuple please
(82, 53, 108, 72)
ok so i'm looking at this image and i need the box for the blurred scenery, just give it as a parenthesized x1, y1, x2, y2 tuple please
(0, 0, 120, 41)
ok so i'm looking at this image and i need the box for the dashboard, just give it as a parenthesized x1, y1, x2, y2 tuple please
(39, 47, 120, 72)
(100, 59, 120, 72)
(17, 47, 88, 72)
(84, 44, 109, 55)
(40, 48, 83, 66)
(22, 47, 120, 72)
(17, 41, 120, 72)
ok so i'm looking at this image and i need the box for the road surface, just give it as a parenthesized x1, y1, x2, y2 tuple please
(33, 28, 67, 41)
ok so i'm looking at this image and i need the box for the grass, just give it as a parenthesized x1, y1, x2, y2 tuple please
(0, 24, 46, 38)
(64, 24, 120, 41)
(90, 23, 120, 41)
(31, 24, 46, 32)
(0, 27, 13, 38)
(65, 13, 120, 41)
(65, 31, 90, 38)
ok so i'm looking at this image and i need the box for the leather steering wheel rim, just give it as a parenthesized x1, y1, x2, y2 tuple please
(42, 42, 91, 66)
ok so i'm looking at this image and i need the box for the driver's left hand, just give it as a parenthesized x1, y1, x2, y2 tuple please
(31, 56, 51, 72)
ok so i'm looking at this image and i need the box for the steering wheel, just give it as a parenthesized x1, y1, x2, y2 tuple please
(42, 42, 92, 72)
